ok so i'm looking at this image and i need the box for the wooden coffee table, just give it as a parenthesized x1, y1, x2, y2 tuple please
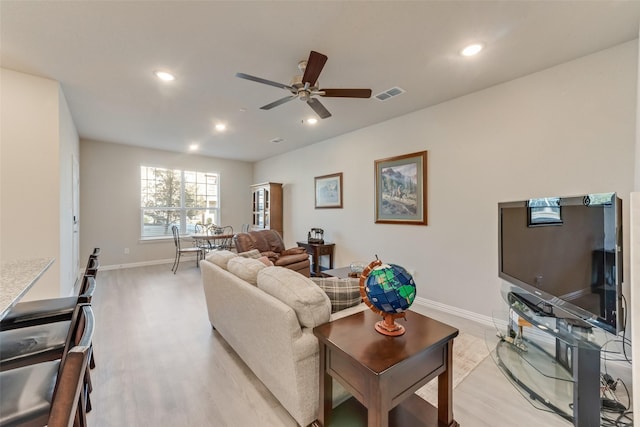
(313, 310, 460, 427)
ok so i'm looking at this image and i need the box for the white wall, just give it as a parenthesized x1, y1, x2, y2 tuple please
(254, 41, 637, 320)
(0, 68, 79, 298)
(79, 139, 253, 267)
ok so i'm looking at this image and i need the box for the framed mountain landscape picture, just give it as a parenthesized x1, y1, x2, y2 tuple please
(374, 151, 427, 225)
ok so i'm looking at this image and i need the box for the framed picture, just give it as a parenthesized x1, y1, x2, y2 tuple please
(375, 151, 427, 225)
(315, 172, 343, 209)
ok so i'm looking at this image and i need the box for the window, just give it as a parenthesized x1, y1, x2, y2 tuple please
(527, 197, 562, 226)
(141, 166, 219, 238)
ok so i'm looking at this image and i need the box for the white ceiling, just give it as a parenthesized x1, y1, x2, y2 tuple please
(2, 1, 640, 162)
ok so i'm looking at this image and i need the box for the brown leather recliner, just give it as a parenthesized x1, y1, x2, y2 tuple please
(233, 230, 311, 277)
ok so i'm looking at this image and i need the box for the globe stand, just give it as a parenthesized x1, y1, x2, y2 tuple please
(375, 313, 406, 336)
(360, 258, 415, 338)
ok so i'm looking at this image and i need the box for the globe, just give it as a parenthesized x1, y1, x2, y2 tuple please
(360, 259, 417, 336)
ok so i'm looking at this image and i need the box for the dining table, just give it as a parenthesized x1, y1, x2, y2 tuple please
(0, 257, 55, 321)
(191, 233, 235, 251)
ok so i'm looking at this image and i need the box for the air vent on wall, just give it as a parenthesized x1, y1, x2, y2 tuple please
(375, 87, 405, 101)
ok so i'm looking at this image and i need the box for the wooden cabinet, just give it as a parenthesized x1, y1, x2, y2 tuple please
(250, 182, 282, 235)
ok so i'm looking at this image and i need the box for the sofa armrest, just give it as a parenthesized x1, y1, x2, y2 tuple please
(281, 247, 307, 256)
(274, 253, 309, 266)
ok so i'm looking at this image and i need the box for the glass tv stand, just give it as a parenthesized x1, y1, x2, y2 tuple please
(496, 287, 602, 426)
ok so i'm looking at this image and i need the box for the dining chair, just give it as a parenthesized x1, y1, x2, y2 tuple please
(171, 225, 204, 273)
(0, 304, 95, 427)
(211, 225, 234, 250)
(193, 223, 213, 253)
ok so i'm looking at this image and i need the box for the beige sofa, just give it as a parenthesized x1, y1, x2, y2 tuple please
(200, 250, 364, 427)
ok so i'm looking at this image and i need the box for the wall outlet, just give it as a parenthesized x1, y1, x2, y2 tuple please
(124, 248, 130, 255)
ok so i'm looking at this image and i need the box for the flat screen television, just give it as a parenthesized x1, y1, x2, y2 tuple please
(498, 192, 623, 335)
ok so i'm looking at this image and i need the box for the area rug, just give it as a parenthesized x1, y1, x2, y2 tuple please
(415, 332, 490, 406)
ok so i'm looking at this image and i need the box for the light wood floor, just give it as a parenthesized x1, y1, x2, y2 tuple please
(87, 263, 631, 426)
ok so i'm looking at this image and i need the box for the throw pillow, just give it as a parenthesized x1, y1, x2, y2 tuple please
(256, 256, 274, 267)
(257, 267, 330, 328)
(311, 277, 362, 313)
(238, 249, 261, 259)
(206, 250, 237, 270)
(261, 251, 279, 261)
(227, 256, 268, 285)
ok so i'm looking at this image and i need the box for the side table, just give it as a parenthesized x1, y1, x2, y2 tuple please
(313, 310, 459, 427)
(296, 241, 335, 276)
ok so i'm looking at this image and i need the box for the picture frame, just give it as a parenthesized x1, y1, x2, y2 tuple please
(375, 151, 427, 225)
(315, 172, 343, 209)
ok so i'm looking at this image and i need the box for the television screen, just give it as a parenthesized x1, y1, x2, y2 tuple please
(498, 192, 623, 334)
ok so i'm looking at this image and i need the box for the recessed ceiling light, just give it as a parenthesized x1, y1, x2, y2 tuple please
(189, 143, 199, 151)
(306, 118, 318, 125)
(154, 70, 175, 81)
(215, 123, 226, 131)
(461, 43, 483, 57)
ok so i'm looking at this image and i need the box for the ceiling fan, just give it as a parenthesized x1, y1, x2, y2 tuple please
(236, 50, 372, 119)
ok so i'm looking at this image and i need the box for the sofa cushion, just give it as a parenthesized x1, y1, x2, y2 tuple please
(238, 249, 261, 259)
(206, 250, 237, 269)
(257, 267, 330, 328)
(227, 256, 268, 285)
(311, 277, 362, 313)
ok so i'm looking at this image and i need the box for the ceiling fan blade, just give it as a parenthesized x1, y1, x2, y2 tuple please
(236, 72, 294, 91)
(307, 98, 332, 119)
(320, 88, 372, 98)
(302, 51, 328, 86)
(260, 95, 297, 110)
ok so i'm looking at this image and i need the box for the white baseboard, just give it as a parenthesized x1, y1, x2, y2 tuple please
(413, 295, 507, 330)
(100, 258, 175, 271)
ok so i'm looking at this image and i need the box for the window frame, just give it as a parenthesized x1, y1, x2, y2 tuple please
(140, 165, 220, 240)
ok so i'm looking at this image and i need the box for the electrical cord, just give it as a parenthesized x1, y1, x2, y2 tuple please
(599, 371, 633, 426)
(600, 336, 632, 364)
(599, 295, 631, 364)
(601, 411, 633, 427)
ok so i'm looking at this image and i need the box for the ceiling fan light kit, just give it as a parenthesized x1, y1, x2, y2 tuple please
(236, 50, 372, 119)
